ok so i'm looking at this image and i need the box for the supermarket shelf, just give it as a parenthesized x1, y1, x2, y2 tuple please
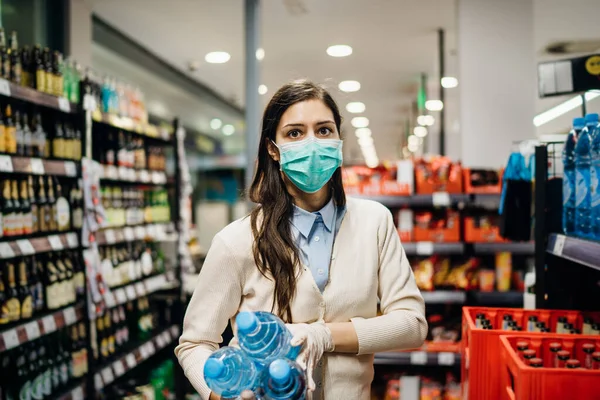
(94, 325, 180, 390)
(0, 232, 80, 259)
(421, 291, 467, 304)
(100, 164, 167, 184)
(547, 234, 600, 272)
(402, 242, 465, 256)
(0, 302, 85, 352)
(467, 291, 523, 307)
(472, 242, 535, 255)
(92, 112, 172, 142)
(0, 78, 78, 113)
(54, 380, 85, 400)
(95, 223, 173, 245)
(374, 350, 460, 366)
(354, 193, 469, 208)
(102, 273, 175, 311)
(0, 155, 78, 177)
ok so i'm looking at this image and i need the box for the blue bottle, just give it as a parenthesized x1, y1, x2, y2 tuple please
(262, 359, 307, 400)
(589, 114, 600, 240)
(204, 346, 259, 398)
(563, 117, 585, 235)
(236, 311, 300, 367)
(574, 114, 598, 238)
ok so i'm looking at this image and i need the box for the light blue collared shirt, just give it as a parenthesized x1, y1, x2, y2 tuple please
(290, 198, 346, 292)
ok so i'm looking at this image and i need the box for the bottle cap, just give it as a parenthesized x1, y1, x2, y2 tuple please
(573, 117, 586, 128)
(269, 359, 291, 383)
(516, 341, 529, 350)
(503, 314, 512, 320)
(236, 312, 258, 334)
(549, 342, 562, 351)
(566, 359, 580, 369)
(523, 349, 536, 359)
(585, 113, 599, 123)
(593, 352, 600, 361)
(557, 350, 570, 360)
(529, 358, 543, 367)
(204, 358, 225, 379)
(528, 316, 537, 321)
(582, 344, 595, 353)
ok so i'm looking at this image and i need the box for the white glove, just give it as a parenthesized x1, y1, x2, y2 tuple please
(286, 322, 334, 395)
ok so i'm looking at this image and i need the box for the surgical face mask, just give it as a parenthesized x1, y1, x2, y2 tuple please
(273, 137, 343, 193)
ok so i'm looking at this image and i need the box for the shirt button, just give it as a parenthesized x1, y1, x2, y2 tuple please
(317, 268, 324, 275)
(314, 236, 320, 242)
(317, 381, 323, 388)
(319, 302, 325, 307)
(318, 360, 323, 367)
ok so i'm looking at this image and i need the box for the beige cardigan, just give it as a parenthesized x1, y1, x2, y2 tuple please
(175, 198, 427, 399)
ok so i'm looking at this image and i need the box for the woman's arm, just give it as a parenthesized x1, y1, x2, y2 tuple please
(175, 234, 244, 400)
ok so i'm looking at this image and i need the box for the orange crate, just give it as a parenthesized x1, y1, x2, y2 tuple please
(414, 210, 461, 242)
(461, 307, 600, 400)
(464, 216, 508, 243)
(500, 335, 600, 400)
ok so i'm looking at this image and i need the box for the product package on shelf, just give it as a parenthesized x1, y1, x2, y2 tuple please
(464, 214, 508, 243)
(414, 156, 463, 194)
(414, 209, 460, 242)
(342, 162, 414, 196)
(463, 168, 503, 194)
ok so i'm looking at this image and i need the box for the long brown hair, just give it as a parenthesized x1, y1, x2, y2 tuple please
(248, 80, 346, 322)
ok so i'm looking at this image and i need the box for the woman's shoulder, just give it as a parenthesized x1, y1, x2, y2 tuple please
(346, 196, 392, 220)
(215, 214, 255, 248)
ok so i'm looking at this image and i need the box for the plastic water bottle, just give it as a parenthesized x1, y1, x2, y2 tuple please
(590, 114, 600, 240)
(204, 346, 259, 398)
(236, 312, 300, 367)
(562, 117, 585, 234)
(575, 114, 597, 238)
(262, 359, 307, 400)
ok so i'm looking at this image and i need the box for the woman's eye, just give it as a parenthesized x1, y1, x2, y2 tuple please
(288, 130, 301, 138)
(319, 127, 332, 135)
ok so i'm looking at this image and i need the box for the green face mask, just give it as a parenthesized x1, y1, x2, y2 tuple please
(274, 137, 343, 193)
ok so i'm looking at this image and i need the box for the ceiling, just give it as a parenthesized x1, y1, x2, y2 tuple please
(91, 0, 457, 163)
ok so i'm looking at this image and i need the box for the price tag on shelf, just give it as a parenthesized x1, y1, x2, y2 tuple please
(162, 331, 171, 345)
(170, 325, 179, 337)
(0, 242, 15, 259)
(2, 329, 19, 350)
(147, 341, 156, 355)
(42, 315, 57, 333)
(123, 227, 134, 242)
(125, 285, 136, 301)
(139, 170, 150, 182)
(100, 367, 114, 385)
(113, 361, 125, 377)
(134, 282, 146, 296)
(30, 158, 45, 174)
(0, 78, 11, 96)
(63, 307, 77, 325)
(83, 94, 97, 112)
(416, 242, 434, 256)
(72, 386, 84, 400)
(126, 353, 136, 368)
(48, 235, 64, 251)
(16, 239, 35, 255)
(64, 161, 77, 177)
(410, 351, 428, 365)
(432, 192, 451, 207)
(139, 344, 149, 359)
(0, 155, 13, 172)
(58, 97, 71, 113)
(437, 352, 456, 366)
(115, 289, 127, 304)
(67, 233, 79, 248)
(24, 321, 41, 340)
(94, 374, 103, 391)
(104, 291, 116, 308)
(156, 334, 166, 348)
(553, 235, 566, 256)
(135, 226, 146, 239)
(104, 229, 116, 244)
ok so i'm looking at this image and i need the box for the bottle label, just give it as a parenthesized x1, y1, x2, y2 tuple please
(0, 302, 9, 324)
(101, 337, 109, 358)
(108, 335, 115, 354)
(21, 295, 32, 319)
(6, 297, 20, 321)
(591, 166, 600, 208)
(22, 212, 32, 235)
(0, 125, 5, 152)
(42, 369, 52, 396)
(36, 70, 45, 92)
(30, 373, 43, 400)
(563, 171, 573, 206)
(31, 205, 38, 232)
(18, 380, 31, 400)
(575, 169, 591, 207)
(6, 127, 16, 153)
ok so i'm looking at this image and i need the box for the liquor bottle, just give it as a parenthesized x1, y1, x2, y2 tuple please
(53, 122, 64, 159)
(42, 48, 52, 94)
(15, 345, 29, 400)
(47, 176, 57, 232)
(9, 31, 21, 85)
(36, 339, 53, 398)
(2, 180, 13, 237)
(12, 179, 23, 236)
(15, 109, 24, 155)
(70, 325, 80, 378)
(29, 176, 38, 234)
(53, 52, 63, 97)
(78, 322, 88, 374)
(74, 128, 82, 160)
(38, 176, 49, 233)
(33, 44, 45, 92)
(72, 251, 85, 301)
(63, 124, 73, 160)
(6, 262, 20, 322)
(18, 258, 33, 320)
(54, 178, 70, 232)
(23, 113, 33, 156)
(105, 311, 115, 358)
(0, 28, 10, 79)
(55, 255, 69, 308)
(21, 45, 32, 87)
(0, 106, 5, 153)
(0, 268, 8, 325)
(21, 179, 32, 235)
(5, 104, 17, 154)
(70, 183, 82, 229)
(45, 255, 59, 310)
(57, 329, 71, 389)
(117, 131, 127, 167)
(65, 254, 76, 305)
(97, 314, 108, 362)
(30, 256, 44, 314)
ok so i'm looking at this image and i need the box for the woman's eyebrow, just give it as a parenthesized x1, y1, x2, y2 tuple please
(316, 120, 335, 125)
(282, 123, 305, 128)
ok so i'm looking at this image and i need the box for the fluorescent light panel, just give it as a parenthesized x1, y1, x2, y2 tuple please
(533, 91, 600, 127)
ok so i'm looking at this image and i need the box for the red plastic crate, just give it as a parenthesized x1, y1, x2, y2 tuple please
(500, 335, 600, 400)
(461, 307, 600, 400)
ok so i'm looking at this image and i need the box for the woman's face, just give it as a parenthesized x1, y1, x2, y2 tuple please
(273, 99, 340, 147)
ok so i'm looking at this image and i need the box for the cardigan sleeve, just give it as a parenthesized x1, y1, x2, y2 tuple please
(174, 234, 244, 400)
(350, 207, 427, 355)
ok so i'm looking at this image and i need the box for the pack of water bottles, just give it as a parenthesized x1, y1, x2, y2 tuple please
(203, 311, 306, 400)
(563, 113, 600, 241)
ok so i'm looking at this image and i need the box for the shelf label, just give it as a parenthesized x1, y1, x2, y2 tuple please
(0, 155, 13, 172)
(64, 161, 77, 177)
(0, 242, 15, 259)
(58, 97, 71, 113)
(104, 229, 116, 244)
(104, 291, 116, 308)
(126, 353, 136, 368)
(67, 233, 79, 248)
(125, 285, 136, 300)
(134, 282, 146, 296)
(48, 235, 64, 251)
(432, 192, 451, 207)
(100, 367, 114, 385)
(30, 158, 45, 174)
(139, 344, 149, 359)
(156, 334, 166, 348)
(115, 289, 127, 304)
(162, 331, 171, 345)
(0, 78, 11, 96)
(2, 329, 19, 350)
(170, 325, 179, 337)
(553, 235, 566, 256)
(94, 374, 103, 391)
(72, 386, 84, 400)
(147, 341, 156, 355)
(63, 307, 77, 325)
(16, 239, 35, 255)
(123, 227, 134, 241)
(438, 352, 456, 366)
(416, 242, 434, 256)
(42, 315, 57, 333)
(410, 351, 428, 365)
(113, 360, 125, 377)
(24, 321, 41, 340)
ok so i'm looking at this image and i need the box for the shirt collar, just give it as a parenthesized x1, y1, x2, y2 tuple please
(291, 197, 336, 238)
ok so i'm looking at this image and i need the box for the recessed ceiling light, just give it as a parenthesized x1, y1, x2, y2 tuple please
(408, 135, 421, 147)
(327, 45, 353, 57)
(256, 48, 265, 61)
(258, 84, 268, 95)
(425, 100, 444, 111)
(355, 128, 372, 139)
(414, 126, 428, 138)
(339, 80, 361, 92)
(358, 136, 374, 147)
(210, 118, 222, 130)
(351, 116, 369, 128)
(346, 102, 366, 113)
(417, 115, 435, 126)
(205, 51, 231, 64)
(441, 76, 458, 88)
(407, 142, 420, 153)
(222, 124, 235, 136)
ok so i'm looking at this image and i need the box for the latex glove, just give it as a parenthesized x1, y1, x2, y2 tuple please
(286, 322, 334, 395)
(238, 390, 257, 400)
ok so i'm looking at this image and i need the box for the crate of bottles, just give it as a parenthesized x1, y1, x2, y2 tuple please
(499, 334, 600, 400)
(461, 307, 600, 400)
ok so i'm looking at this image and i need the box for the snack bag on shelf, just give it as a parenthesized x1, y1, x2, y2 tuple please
(495, 252, 512, 292)
(432, 257, 451, 288)
(420, 378, 443, 400)
(414, 156, 463, 194)
(447, 258, 479, 290)
(413, 257, 435, 291)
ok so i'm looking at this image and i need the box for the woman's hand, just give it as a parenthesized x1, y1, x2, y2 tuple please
(285, 322, 334, 394)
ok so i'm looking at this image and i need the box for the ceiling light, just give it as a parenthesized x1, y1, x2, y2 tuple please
(210, 118, 222, 130)
(441, 77, 458, 88)
(205, 51, 231, 64)
(414, 126, 428, 138)
(358, 137, 374, 147)
(346, 102, 366, 114)
(258, 84, 268, 95)
(408, 135, 421, 147)
(222, 124, 235, 136)
(533, 91, 600, 127)
(355, 128, 372, 139)
(327, 45, 353, 57)
(351, 117, 369, 128)
(256, 48, 265, 61)
(417, 115, 435, 126)
(425, 100, 444, 111)
(339, 80, 361, 92)
(407, 142, 420, 152)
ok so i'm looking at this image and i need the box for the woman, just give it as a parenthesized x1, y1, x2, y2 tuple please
(176, 80, 427, 400)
